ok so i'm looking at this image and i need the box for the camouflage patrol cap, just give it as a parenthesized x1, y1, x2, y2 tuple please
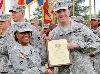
(76, 16, 84, 22)
(71, 16, 76, 21)
(9, 5, 26, 12)
(97, 17, 100, 20)
(15, 22, 33, 32)
(0, 14, 10, 22)
(53, 0, 68, 11)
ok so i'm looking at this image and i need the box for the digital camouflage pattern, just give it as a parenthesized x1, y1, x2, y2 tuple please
(49, 20, 100, 74)
(95, 27, 100, 38)
(0, 32, 13, 74)
(9, 42, 45, 74)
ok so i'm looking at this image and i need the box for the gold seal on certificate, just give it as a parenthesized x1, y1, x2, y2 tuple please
(48, 39, 71, 67)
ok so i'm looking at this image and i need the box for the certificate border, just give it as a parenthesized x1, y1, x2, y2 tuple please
(47, 39, 72, 67)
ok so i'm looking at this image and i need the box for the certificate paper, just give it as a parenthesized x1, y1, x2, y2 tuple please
(48, 39, 71, 67)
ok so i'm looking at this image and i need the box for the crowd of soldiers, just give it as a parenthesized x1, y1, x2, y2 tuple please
(0, 0, 100, 74)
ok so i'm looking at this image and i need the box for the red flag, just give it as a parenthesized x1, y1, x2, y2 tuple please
(43, 0, 52, 24)
(18, 0, 25, 5)
(0, 0, 3, 9)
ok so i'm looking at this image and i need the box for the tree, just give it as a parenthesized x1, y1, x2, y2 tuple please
(68, 0, 90, 25)
(32, 8, 42, 19)
(98, 10, 100, 16)
(69, 0, 89, 16)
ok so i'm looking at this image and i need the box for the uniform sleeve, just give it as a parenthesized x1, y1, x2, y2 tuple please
(49, 29, 58, 40)
(31, 48, 46, 73)
(5, 24, 16, 54)
(80, 25, 100, 53)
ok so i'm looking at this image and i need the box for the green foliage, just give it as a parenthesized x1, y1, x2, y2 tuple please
(38, 20, 42, 27)
(98, 10, 100, 16)
(69, 0, 89, 16)
(32, 8, 42, 19)
(68, 0, 90, 25)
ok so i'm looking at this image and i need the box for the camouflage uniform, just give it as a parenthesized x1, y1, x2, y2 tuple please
(9, 42, 45, 74)
(90, 26, 100, 73)
(8, 22, 45, 74)
(5, 22, 46, 66)
(0, 14, 13, 74)
(0, 34, 11, 73)
(49, 20, 100, 74)
(95, 27, 100, 38)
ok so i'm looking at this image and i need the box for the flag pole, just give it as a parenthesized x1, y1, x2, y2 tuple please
(42, 0, 44, 27)
(28, 5, 30, 21)
(94, 0, 96, 17)
(2, 0, 5, 14)
(89, 0, 92, 20)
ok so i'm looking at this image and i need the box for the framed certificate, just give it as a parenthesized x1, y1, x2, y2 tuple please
(48, 39, 71, 67)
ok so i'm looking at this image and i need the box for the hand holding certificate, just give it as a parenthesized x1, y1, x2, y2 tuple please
(48, 39, 71, 67)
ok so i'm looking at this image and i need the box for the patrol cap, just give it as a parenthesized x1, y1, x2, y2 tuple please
(0, 14, 10, 22)
(71, 16, 76, 21)
(43, 23, 50, 29)
(15, 22, 33, 32)
(53, 0, 68, 11)
(30, 18, 38, 24)
(76, 16, 84, 22)
(9, 5, 26, 12)
(97, 17, 100, 20)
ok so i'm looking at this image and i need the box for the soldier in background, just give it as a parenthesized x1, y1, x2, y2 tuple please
(71, 16, 76, 22)
(0, 14, 13, 74)
(90, 17, 100, 74)
(30, 18, 39, 29)
(0, 14, 11, 36)
(9, 22, 53, 74)
(9, 5, 26, 22)
(75, 16, 84, 24)
(95, 18, 100, 37)
(49, 0, 100, 74)
(71, 16, 84, 24)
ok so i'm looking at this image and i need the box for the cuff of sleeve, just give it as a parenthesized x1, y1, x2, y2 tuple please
(39, 66, 45, 73)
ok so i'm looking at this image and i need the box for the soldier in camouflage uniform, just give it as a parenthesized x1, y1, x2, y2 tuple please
(9, 22, 53, 74)
(0, 14, 13, 74)
(9, 5, 26, 22)
(71, 16, 84, 24)
(90, 17, 100, 74)
(48, 0, 100, 74)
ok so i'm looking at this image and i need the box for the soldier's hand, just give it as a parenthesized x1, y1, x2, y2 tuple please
(45, 64, 53, 74)
(88, 51, 96, 57)
(67, 42, 77, 50)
